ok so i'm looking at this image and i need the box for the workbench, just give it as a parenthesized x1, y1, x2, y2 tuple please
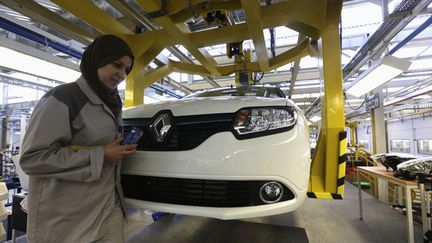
(356, 166, 418, 243)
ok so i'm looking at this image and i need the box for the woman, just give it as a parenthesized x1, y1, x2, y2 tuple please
(20, 34, 137, 242)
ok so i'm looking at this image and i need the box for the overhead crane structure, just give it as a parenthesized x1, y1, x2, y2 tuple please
(1, 0, 346, 198)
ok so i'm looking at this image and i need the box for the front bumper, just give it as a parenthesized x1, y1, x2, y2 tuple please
(121, 125, 310, 219)
(121, 175, 295, 207)
(123, 176, 308, 220)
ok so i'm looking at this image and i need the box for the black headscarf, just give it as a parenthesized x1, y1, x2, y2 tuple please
(80, 34, 134, 118)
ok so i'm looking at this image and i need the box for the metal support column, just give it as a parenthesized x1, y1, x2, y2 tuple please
(308, 0, 346, 199)
(370, 89, 388, 202)
(371, 83, 387, 154)
(125, 66, 145, 107)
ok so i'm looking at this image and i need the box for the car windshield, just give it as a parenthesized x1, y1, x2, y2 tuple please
(184, 86, 285, 99)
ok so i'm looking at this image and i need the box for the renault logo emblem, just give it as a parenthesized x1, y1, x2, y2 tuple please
(151, 113, 172, 142)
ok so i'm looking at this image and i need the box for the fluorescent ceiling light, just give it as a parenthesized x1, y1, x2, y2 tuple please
(392, 76, 427, 82)
(310, 115, 321, 123)
(413, 95, 431, 100)
(0, 47, 80, 83)
(384, 87, 403, 93)
(345, 56, 411, 97)
(384, 84, 432, 106)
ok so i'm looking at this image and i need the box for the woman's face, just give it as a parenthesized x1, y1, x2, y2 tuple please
(97, 55, 133, 90)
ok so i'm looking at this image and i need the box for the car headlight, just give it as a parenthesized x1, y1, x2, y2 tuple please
(232, 106, 297, 139)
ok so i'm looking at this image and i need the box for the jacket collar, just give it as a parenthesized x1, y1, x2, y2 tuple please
(76, 76, 117, 120)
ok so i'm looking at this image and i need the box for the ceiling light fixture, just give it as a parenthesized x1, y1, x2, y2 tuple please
(345, 56, 411, 97)
(384, 84, 432, 106)
(0, 46, 80, 83)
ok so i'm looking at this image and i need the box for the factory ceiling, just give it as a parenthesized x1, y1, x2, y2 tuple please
(0, 0, 431, 121)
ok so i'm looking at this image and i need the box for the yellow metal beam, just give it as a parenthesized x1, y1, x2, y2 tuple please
(125, 31, 179, 106)
(126, 30, 175, 58)
(125, 66, 145, 107)
(142, 66, 173, 86)
(169, 61, 213, 76)
(128, 0, 238, 24)
(135, 44, 165, 76)
(190, 24, 250, 47)
(321, 1, 345, 193)
(309, 0, 345, 197)
(164, 0, 208, 16)
(217, 62, 261, 76)
(169, 0, 239, 34)
(137, 0, 220, 76)
(124, 41, 164, 106)
(346, 122, 358, 147)
(309, 131, 325, 192)
(0, 0, 97, 44)
(50, 0, 132, 36)
(263, 18, 321, 41)
(240, 0, 269, 70)
(170, 0, 242, 23)
(106, 0, 148, 29)
(261, 0, 324, 40)
(268, 39, 310, 70)
(262, 0, 326, 30)
(136, 0, 221, 76)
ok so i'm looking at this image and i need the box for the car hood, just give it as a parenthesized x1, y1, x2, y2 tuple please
(123, 96, 298, 118)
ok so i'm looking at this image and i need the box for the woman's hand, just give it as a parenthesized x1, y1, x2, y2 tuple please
(103, 138, 137, 164)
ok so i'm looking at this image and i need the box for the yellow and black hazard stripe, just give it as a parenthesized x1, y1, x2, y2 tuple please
(307, 130, 347, 200)
(307, 192, 343, 199)
(336, 131, 347, 197)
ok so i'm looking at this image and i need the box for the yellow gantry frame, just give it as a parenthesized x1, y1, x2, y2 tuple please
(308, 1, 346, 199)
(15, 0, 345, 197)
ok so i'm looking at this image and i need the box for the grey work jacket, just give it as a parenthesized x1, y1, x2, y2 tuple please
(20, 76, 126, 243)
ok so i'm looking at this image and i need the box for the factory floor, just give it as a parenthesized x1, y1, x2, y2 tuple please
(6, 182, 424, 243)
(126, 182, 423, 243)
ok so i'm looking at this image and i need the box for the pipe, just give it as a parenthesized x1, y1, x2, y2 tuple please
(0, 15, 82, 59)
(150, 84, 183, 99)
(389, 15, 432, 55)
(385, 109, 432, 121)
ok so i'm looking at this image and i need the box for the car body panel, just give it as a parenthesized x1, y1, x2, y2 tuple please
(121, 86, 311, 219)
(122, 124, 310, 190)
(123, 96, 295, 118)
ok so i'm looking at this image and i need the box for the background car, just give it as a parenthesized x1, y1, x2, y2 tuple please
(121, 85, 311, 219)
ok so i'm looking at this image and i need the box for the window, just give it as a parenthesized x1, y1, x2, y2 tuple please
(417, 139, 432, 155)
(390, 139, 410, 153)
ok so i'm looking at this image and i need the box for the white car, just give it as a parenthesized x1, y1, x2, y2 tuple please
(121, 86, 311, 219)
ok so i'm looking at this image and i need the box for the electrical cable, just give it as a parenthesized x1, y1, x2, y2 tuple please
(344, 92, 366, 110)
(251, 72, 264, 83)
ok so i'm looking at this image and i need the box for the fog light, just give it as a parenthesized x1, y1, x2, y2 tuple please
(259, 181, 283, 203)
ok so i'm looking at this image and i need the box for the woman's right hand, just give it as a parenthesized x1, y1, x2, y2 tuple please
(103, 138, 137, 164)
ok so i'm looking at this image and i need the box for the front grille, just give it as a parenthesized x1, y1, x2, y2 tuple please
(121, 175, 295, 207)
(123, 113, 233, 151)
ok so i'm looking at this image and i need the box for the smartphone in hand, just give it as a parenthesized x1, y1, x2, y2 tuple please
(123, 127, 143, 144)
